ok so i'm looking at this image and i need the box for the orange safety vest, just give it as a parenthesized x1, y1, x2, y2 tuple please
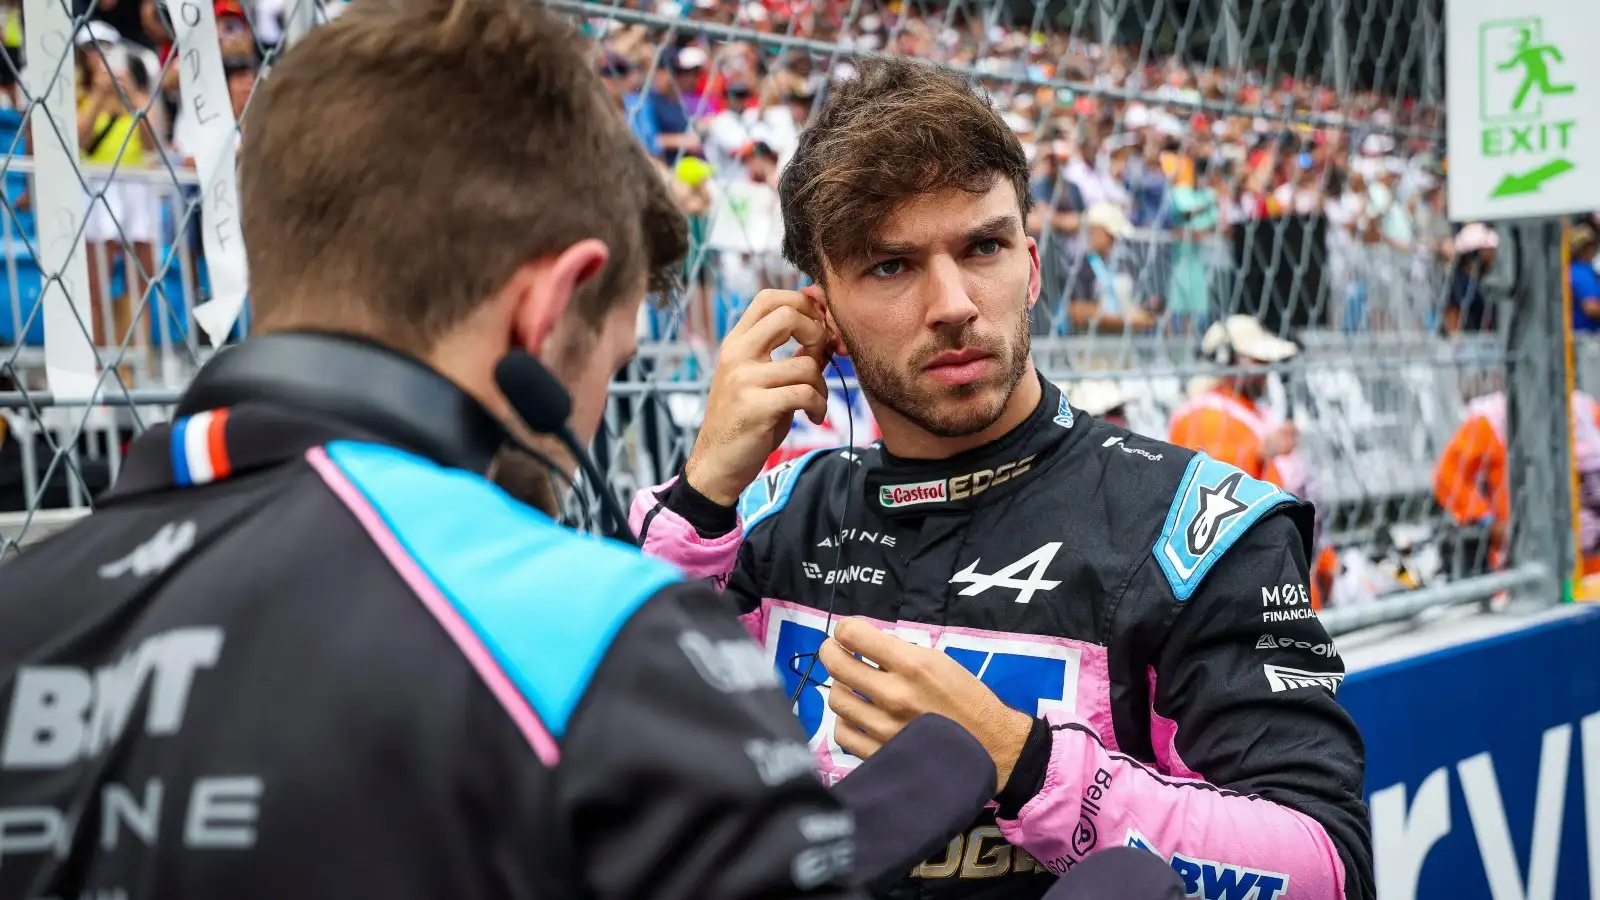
(1435, 391, 1600, 576)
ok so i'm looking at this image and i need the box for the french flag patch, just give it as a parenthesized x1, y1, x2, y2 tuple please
(170, 409, 233, 487)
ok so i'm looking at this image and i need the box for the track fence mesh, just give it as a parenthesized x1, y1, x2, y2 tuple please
(2, 0, 1582, 623)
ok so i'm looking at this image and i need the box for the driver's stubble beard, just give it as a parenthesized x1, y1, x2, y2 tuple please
(835, 285, 1033, 439)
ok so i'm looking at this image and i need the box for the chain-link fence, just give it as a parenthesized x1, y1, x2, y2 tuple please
(0, 0, 1583, 629)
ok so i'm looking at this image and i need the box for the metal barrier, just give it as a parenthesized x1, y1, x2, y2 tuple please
(0, 0, 1578, 631)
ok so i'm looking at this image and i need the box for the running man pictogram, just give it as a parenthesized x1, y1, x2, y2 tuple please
(1498, 26, 1575, 112)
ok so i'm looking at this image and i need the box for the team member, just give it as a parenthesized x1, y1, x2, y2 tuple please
(633, 59, 1373, 899)
(1435, 387, 1600, 576)
(0, 2, 877, 897)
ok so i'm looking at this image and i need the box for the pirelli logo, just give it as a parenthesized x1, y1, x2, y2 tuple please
(1262, 664, 1345, 695)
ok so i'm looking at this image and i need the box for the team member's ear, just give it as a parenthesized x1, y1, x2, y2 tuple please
(505, 238, 610, 356)
(802, 283, 850, 359)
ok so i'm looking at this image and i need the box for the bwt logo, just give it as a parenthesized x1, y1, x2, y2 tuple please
(1, 628, 223, 770)
(1124, 832, 1290, 900)
(768, 610, 1080, 764)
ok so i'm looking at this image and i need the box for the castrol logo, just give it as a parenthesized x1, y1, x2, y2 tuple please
(879, 479, 949, 508)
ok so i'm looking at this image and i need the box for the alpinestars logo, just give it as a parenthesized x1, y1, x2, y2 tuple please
(1262, 664, 1345, 695)
(949, 542, 1062, 604)
(1185, 472, 1247, 557)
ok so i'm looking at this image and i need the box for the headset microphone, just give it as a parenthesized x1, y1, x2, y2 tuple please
(494, 350, 638, 546)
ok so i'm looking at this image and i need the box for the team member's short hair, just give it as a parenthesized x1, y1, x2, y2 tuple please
(239, 0, 686, 355)
(777, 58, 1031, 284)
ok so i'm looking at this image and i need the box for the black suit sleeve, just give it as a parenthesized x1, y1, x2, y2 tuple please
(555, 580, 862, 900)
(1150, 511, 1374, 900)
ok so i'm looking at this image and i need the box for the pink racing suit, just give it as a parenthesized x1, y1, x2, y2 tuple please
(632, 377, 1372, 900)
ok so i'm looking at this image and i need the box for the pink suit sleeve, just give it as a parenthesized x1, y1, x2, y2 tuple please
(996, 710, 1345, 900)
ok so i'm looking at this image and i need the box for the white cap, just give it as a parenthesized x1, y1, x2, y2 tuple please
(1085, 203, 1134, 239)
(677, 46, 709, 70)
(1001, 111, 1034, 135)
(1067, 380, 1125, 417)
(1122, 104, 1151, 129)
(1154, 112, 1185, 136)
(741, 2, 768, 21)
(1202, 315, 1300, 363)
(75, 20, 122, 45)
(1361, 133, 1395, 156)
(1455, 222, 1500, 255)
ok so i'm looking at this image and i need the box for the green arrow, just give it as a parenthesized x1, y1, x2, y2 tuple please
(1490, 158, 1576, 198)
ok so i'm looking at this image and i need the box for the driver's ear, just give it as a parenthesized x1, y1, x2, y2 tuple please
(802, 283, 850, 358)
(506, 239, 609, 356)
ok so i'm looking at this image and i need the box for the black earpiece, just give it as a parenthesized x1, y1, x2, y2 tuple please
(494, 350, 638, 546)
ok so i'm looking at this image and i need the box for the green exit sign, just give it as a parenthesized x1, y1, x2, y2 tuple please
(1481, 120, 1576, 157)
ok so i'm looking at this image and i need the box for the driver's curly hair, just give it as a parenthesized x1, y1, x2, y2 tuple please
(778, 58, 1031, 283)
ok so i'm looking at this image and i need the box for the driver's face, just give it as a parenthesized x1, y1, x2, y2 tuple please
(821, 179, 1040, 439)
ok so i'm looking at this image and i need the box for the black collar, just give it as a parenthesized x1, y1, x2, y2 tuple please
(106, 332, 509, 500)
(863, 375, 1080, 518)
(176, 331, 508, 473)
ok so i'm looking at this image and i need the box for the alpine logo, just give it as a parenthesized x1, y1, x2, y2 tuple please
(1185, 472, 1247, 557)
(1262, 664, 1345, 695)
(1102, 436, 1164, 462)
(880, 479, 948, 508)
(949, 542, 1062, 604)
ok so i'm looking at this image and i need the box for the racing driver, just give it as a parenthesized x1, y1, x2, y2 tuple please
(631, 58, 1373, 900)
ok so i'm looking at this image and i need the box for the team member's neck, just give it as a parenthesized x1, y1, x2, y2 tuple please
(874, 360, 1044, 461)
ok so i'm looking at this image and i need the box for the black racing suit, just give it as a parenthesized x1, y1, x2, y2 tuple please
(0, 333, 862, 900)
(632, 375, 1374, 900)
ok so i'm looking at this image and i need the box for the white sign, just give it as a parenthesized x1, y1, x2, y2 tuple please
(167, 0, 251, 345)
(24, 0, 99, 401)
(706, 181, 784, 254)
(1447, 0, 1600, 221)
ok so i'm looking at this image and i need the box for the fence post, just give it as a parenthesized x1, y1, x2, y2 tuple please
(1505, 219, 1572, 609)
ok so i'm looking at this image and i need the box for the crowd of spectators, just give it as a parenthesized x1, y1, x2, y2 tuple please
(0, 0, 263, 359)
(0, 0, 1598, 352)
(586, 0, 1600, 344)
